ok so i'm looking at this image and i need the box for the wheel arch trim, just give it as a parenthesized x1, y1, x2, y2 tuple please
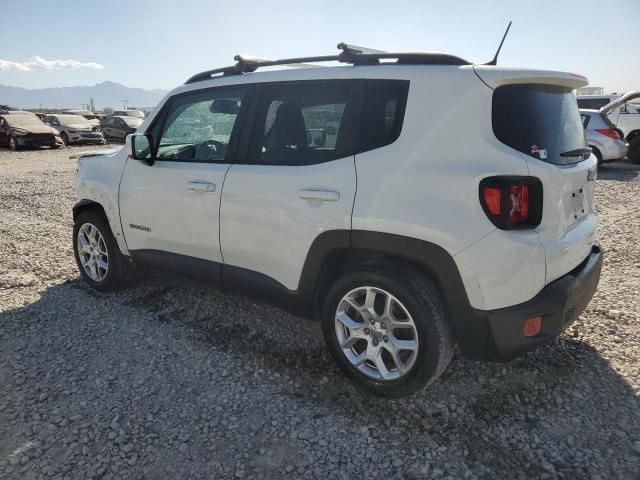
(72, 199, 129, 256)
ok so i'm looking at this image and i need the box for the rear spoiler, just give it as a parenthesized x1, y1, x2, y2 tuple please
(473, 66, 588, 90)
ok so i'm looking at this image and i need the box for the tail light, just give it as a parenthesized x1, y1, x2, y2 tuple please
(479, 176, 543, 230)
(595, 128, 621, 140)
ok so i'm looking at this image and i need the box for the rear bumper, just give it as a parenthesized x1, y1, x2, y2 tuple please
(456, 245, 602, 361)
(483, 244, 602, 360)
(601, 141, 628, 161)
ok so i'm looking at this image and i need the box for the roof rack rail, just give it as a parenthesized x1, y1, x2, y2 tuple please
(185, 43, 470, 84)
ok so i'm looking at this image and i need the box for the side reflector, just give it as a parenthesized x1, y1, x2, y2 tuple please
(523, 316, 543, 337)
(483, 188, 501, 216)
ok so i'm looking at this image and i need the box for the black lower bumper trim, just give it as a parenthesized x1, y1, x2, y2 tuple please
(476, 245, 603, 361)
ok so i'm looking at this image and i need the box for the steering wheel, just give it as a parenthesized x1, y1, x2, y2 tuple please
(201, 139, 227, 156)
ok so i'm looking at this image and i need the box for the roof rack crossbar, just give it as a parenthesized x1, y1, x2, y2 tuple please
(185, 43, 470, 84)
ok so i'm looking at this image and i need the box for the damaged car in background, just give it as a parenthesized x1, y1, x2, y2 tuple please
(43, 114, 105, 146)
(0, 113, 64, 150)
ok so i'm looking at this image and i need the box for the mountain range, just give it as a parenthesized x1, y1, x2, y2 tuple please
(0, 81, 169, 110)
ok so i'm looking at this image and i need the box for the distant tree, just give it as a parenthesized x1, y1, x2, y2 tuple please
(103, 107, 113, 115)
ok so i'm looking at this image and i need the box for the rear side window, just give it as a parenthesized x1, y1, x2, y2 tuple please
(357, 80, 409, 153)
(493, 84, 586, 165)
(247, 81, 355, 166)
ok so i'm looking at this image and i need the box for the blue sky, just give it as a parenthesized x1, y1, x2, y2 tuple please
(1, 0, 638, 93)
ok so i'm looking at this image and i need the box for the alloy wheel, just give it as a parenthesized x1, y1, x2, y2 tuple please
(334, 286, 419, 381)
(77, 223, 109, 281)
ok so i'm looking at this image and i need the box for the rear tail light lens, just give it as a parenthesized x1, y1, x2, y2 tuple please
(509, 184, 529, 222)
(479, 176, 542, 230)
(595, 128, 621, 140)
(482, 188, 501, 216)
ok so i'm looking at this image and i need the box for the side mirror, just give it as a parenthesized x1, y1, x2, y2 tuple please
(128, 133, 154, 161)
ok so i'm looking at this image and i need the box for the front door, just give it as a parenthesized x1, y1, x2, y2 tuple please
(119, 86, 250, 278)
(220, 81, 358, 291)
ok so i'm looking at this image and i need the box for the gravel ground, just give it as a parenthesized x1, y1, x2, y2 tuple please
(0, 146, 639, 480)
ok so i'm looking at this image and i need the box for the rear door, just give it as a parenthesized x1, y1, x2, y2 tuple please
(119, 86, 251, 275)
(491, 83, 597, 283)
(219, 80, 358, 291)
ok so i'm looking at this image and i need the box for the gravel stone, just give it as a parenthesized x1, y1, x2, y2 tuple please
(0, 147, 639, 479)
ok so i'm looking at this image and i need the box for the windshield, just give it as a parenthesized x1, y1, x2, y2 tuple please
(4, 115, 45, 128)
(57, 115, 91, 126)
(493, 84, 586, 165)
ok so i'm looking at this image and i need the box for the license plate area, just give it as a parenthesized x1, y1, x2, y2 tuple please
(571, 187, 586, 221)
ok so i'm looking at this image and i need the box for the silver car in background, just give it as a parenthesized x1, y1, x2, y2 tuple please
(43, 114, 105, 146)
(580, 109, 627, 165)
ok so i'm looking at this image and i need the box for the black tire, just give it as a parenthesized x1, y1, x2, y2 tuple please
(591, 146, 602, 167)
(61, 132, 69, 146)
(9, 136, 18, 151)
(73, 209, 135, 291)
(628, 136, 640, 164)
(321, 265, 454, 398)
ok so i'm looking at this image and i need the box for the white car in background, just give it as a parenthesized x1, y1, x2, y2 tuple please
(580, 110, 627, 165)
(43, 114, 105, 146)
(598, 91, 640, 163)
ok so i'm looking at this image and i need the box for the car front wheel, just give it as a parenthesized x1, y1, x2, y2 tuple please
(73, 209, 134, 291)
(322, 266, 454, 398)
(9, 136, 18, 151)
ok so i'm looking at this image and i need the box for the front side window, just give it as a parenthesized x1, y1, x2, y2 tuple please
(247, 82, 354, 166)
(156, 87, 247, 162)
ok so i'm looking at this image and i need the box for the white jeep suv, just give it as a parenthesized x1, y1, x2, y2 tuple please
(73, 44, 602, 397)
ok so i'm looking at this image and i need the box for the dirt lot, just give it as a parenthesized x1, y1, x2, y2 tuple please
(0, 146, 639, 480)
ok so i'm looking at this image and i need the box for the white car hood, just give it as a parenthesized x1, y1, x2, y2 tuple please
(69, 147, 122, 160)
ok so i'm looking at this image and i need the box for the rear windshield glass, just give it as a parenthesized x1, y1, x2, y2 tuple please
(577, 98, 611, 110)
(57, 115, 90, 126)
(493, 84, 586, 165)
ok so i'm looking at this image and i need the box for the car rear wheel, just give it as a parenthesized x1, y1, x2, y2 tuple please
(628, 137, 640, 164)
(9, 136, 18, 151)
(321, 265, 454, 398)
(61, 132, 69, 146)
(591, 146, 602, 167)
(73, 209, 135, 291)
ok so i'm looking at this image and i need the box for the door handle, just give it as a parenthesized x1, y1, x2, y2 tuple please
(297, 188, 340, 202)
(187, 180, 216, 192)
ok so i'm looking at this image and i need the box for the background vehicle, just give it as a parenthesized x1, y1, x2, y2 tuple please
(62, 109, 103, 127)
(111, 109, 145, 119)
(599, 91, 640, 163)
(43, 114, 105, 145)
(0, 113, 63, 150)
(576, 94, 619, 110)
(580, 109, 627, 165)
(73, 44, 601, 397)
(101, 115, 142, 142)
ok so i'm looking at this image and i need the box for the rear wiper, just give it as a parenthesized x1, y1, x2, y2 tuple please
(560, 147, 592, 158)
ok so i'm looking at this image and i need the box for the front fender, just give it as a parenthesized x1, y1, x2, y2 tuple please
(75, 148, 129, 255)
